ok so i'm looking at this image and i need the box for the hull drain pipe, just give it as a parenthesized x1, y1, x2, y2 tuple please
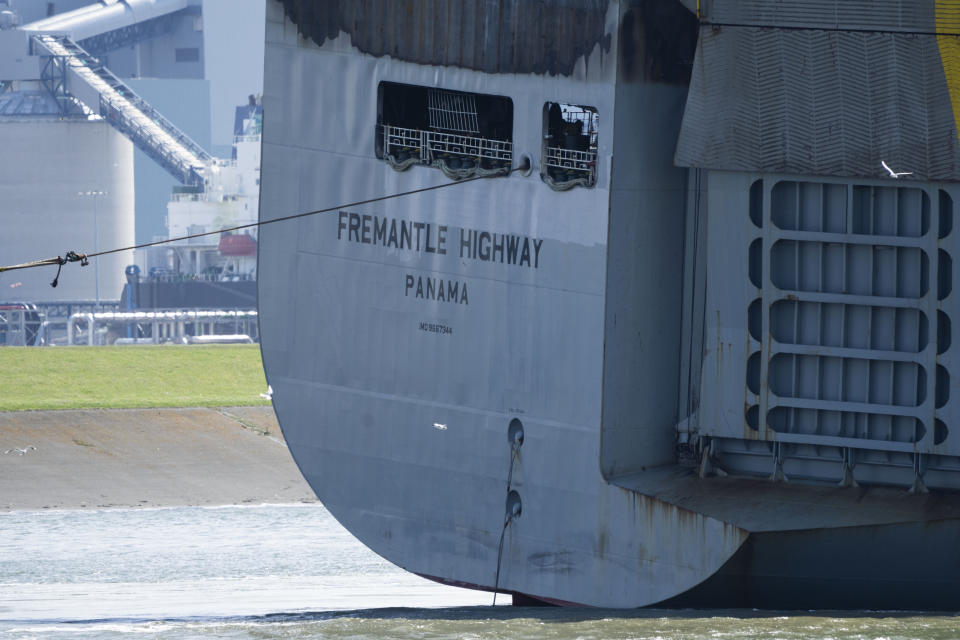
(493, 418, 524, 605)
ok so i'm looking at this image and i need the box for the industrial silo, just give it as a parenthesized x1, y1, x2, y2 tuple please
(0, 90, 134, 304)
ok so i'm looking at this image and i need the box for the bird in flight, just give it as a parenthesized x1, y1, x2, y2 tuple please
(881, 160, 913, 178)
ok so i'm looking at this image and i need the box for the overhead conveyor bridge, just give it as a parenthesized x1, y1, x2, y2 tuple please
(30, 33, 211, 186)
(21, 0, 189, 44)
(15, 0, 212, 186)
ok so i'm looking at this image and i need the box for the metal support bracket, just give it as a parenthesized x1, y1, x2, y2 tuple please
(39, 54, 76, 116)
(770, 441, 789, 483)
(697, 437, 728, 479)
(838, 447, 858, 488)
(909, 452, 929, 495)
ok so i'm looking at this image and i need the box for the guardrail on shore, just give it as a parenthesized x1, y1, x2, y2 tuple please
(67, 309, 258, 346)
(0, 307, 41, 346)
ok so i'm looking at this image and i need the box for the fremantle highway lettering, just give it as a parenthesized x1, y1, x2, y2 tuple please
(337, 211, 544, 307)
(337, 211, 543, 268)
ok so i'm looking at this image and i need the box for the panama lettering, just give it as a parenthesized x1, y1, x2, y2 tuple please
(405, 274, 468, 305)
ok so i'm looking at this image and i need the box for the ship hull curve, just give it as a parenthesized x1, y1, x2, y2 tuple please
(258, 0, 746, 608)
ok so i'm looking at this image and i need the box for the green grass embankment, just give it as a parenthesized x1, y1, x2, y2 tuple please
(0, 345, 271, 411)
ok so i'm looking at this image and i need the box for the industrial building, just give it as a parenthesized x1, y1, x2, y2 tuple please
(0, 0, 263, 345)
(0, 0, 211, 309)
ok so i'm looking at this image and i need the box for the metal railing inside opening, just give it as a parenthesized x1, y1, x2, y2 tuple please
(542, 103, 599, 190)
(379, 124, 512, 175)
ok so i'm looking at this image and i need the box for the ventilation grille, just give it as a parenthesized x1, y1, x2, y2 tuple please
(701, 177, 960, 490)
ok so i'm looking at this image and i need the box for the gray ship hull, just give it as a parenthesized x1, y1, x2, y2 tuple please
(259, 0, 960, 608)
(662, 518, 960, 610)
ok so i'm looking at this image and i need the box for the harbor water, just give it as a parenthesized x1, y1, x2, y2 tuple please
(1, 503, 957, 639)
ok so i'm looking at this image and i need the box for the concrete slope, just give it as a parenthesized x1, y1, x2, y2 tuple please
(0, 406, 316, 511)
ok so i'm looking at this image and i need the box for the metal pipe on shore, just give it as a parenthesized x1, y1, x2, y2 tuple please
(65, 309, 258, 345)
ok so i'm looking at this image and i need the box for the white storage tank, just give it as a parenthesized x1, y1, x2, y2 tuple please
(0, 92, 135, 304)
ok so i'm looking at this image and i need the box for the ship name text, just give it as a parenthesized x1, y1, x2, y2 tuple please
(337, 211, 543, 268)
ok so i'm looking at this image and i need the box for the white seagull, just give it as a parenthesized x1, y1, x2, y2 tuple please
(259, 385, 273, 400)
(881, 160, 913, 178)
(432, 422, 448, 430)
(4, 446, 36, 455)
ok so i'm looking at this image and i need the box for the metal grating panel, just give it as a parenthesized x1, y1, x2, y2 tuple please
(427, 90, 478, 134)
(701, 0, 957, 34)
(676, 26, 960, 183)
(699, 175, 960, 490)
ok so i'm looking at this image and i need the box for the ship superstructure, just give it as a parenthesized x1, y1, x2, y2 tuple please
(147, 97, 261, 282)
(259, 0, 960, 608)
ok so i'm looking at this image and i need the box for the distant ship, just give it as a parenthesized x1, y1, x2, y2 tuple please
(259, 0, 960, 608)
(126, 97, 262, 312)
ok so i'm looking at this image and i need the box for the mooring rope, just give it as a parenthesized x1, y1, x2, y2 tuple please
(0, 160, 527, 287)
